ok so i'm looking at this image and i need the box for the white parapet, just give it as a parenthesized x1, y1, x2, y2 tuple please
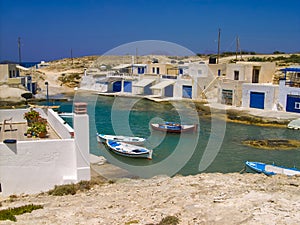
(73, 102, 91, 181)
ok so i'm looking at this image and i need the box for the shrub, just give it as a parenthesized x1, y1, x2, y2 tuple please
(0, 204, 43, 222)
(48, 184, 77, 196)
(24, 109, 40, 121)
(158, 216, 179, 225)
(48, 180, 103, 196)
(76, 180, 91, 192)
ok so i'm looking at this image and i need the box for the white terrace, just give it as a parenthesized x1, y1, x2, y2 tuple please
(0, 104, 90, 196)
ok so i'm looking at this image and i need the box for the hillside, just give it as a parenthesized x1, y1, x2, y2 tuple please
(0, 173, 299, 224)
(30, 53, 300, 97)
(1, 53, 299, 102)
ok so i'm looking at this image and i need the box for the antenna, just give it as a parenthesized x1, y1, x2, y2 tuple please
(217, 28, 221, 64)
(18, 37, 22, 64)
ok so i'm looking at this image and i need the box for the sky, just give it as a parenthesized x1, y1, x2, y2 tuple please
(0, 0, 299, 62)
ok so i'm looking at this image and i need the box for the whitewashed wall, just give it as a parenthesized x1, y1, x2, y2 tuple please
(242, 83, 278, 110)
(0, 139, 76, 195)
(47, 109, 74, 139)
(0, 107, 90, 196)
(279, 79, 300, 110)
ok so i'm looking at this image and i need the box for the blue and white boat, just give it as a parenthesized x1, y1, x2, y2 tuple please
(105, 140, 152, 159)
(245, 161, 300, 176)
(97, 133, 146, 146)
(151, 122, 197, 133)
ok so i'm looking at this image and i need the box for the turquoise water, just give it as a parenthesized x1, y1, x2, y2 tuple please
(58, 94, 300, 177)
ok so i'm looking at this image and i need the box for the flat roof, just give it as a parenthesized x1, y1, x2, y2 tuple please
(150, 80, 175, 89)
(133, 78, 155, 87)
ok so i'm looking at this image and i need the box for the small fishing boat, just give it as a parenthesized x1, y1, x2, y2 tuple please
(151, 122, 197, 133)
(245, 161, 300, 176)
(97, 133, 146, 145)
(105, 140, 153, 159)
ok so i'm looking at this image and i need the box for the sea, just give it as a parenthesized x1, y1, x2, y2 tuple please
(53, 93, 300, 178)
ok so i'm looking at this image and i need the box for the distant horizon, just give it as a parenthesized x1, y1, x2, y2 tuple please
(1, 0, 299, 62)
(1, 50, 300, 64)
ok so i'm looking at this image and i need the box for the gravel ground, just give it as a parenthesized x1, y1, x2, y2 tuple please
(1, 173, 299, 225)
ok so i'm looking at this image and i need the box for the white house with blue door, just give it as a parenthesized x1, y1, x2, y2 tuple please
(278, 67, 300, 113)
(132, 62, 215, 100)
(110, 64, 147, 93)
(218, 62, 276, 107)
(242, 83, 278, 110)
(172, 63, 215, 100)
(0, 63, 37, 94)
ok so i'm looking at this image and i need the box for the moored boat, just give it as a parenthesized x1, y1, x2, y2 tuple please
(105, 140, 153, 159)
(97, 133, 146, 145)
(151, 122, 197, 133)
(245, 161, 300, 176)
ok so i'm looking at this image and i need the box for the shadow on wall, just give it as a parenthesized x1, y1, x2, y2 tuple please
(3, 139, 17, 154)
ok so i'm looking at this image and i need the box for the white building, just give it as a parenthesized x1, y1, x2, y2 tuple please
(278, 67, 300, 113)
(215, 62, 276, 107)
(242, 83, 279, 110)
(0, 103, 90, 196)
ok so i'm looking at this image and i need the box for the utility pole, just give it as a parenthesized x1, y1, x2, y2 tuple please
(135, 48, 138, 64)
(236, 36, 239, 61)
(18, 37, 22, 64)
(71, 48, 73, 65)
(239, 38, 242, 60)
(217, 28, 221, 64)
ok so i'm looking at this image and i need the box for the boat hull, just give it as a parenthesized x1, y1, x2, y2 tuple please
(105, 140, 152, 159)
(97, 133, 145, 146)
(245, 161, 300, 176)
(151, 123, 197, 133)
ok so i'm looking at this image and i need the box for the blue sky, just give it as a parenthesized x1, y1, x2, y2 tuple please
(0, 0, 299, 61)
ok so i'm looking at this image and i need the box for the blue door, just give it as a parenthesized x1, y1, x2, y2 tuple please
(113, 81, 122, 92)
(164, 85, 173, 97)
(138, 67, 145, 74)
(182, 85, 192, 98)
(250, 92, 265, 109)
(144, 83, 152, 95)
(286, 95, 300, 113)
(124, 81, 132, 93)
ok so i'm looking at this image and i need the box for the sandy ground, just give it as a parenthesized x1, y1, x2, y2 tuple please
(0, 85, 29, 102)
(0, 173, 299, 224)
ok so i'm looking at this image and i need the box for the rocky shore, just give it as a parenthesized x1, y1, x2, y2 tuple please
(1, 172, 300, 224)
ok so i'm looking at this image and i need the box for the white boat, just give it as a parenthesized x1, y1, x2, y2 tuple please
(105, 140, 153, 159)
(287, 118, 300, 130)
(97, 133, 146, 145)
